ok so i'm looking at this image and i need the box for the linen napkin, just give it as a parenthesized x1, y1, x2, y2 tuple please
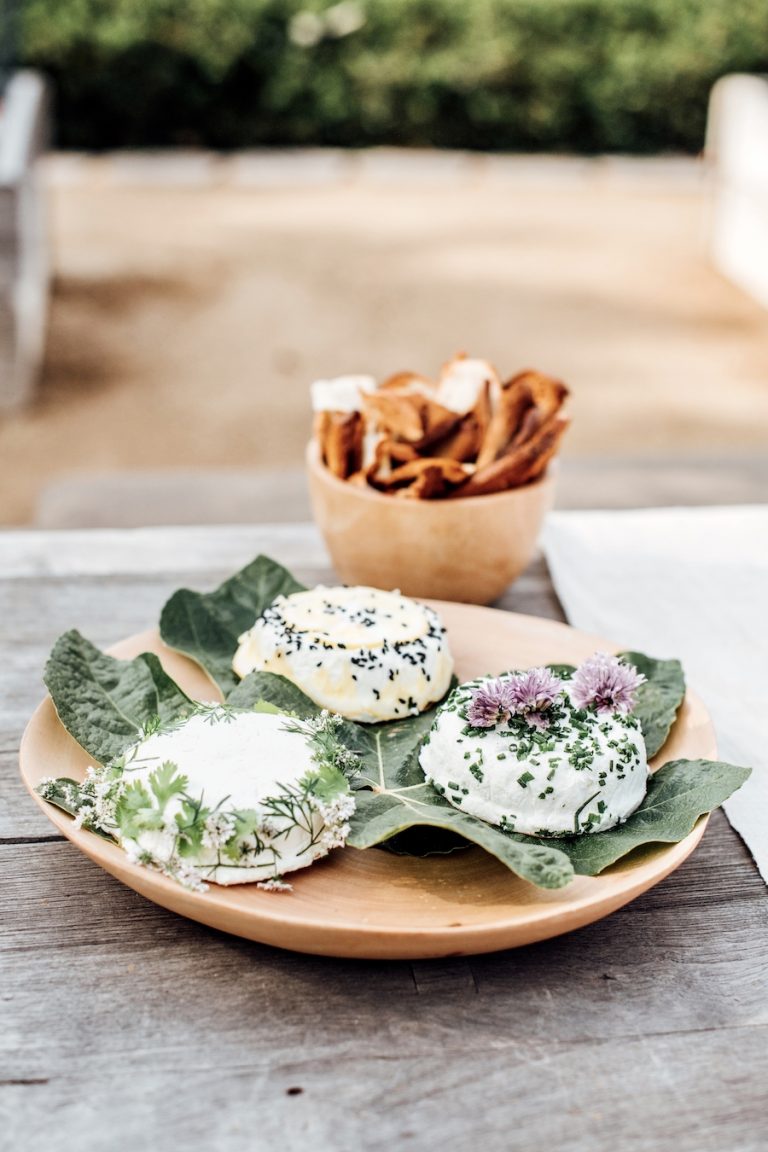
(543, 505, 768, 884)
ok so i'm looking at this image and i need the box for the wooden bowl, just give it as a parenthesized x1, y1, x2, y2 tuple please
(306, 442, 557, 604)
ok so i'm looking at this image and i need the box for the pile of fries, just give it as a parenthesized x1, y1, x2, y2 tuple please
(313, 355, 570, 499)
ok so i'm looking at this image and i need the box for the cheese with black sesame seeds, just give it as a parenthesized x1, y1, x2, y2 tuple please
(419, 674, 648, 837)
(233, 586, 454, 723)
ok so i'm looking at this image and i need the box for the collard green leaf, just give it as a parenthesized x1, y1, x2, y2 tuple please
(346, 726, 575, 888)
(531, 759, 751, 876)
(351, 703, 448, 790)
(44, 630, 194, 765)
(159, 554, 305, 696)
(349, 783, 574, 889)
(227, 670, 321, 718)
(620, 650, 685, 759)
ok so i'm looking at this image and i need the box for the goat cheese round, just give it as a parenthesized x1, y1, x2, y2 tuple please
(419, 675, 648, 837)
(233, 586, 454, 723)
(115, 709, 353, 886)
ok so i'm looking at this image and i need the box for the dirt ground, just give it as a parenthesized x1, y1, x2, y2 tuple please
(2, 163, 768, 525)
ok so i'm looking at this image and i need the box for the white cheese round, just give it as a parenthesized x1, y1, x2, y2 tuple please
(419, 675, 648, 837)
(117, 710, 346, 885)
(233, 586, 454, 723)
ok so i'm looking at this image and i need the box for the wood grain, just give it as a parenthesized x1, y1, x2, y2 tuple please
(1, 523, 766, 1151)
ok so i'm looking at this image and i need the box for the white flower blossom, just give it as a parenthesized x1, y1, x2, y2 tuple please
(173, 861, 208, 892)
(319, 823, 350, 851)
(257, 877, 293, 893)
(201, 811, 236, 849)
(123, 840, 148, 866)
(318, 793, 356, 825)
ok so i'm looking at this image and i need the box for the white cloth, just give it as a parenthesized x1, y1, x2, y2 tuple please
(543, 506, 768, 884)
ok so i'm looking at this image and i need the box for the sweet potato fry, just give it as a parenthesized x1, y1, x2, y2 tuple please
(363, 391, 460, 448)
(428, 380, 492, 462)
(372, 456, 470, 498)
(319, 410, 364, 479)
(506, 369, 569, 421)
(396, 466, 449, 500)
(365, 437, 421, 485)
(455, 415, 569, 497)
(475, 379, 534, 469)
(363, 391, 424, 441)
(509, 402, 542, 449)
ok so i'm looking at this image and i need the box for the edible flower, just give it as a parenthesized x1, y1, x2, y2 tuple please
(466, 678, 517, 728)
(570, 652, 645, 715)
(506, 666, 564, 729)
(467, 667, 563, 729)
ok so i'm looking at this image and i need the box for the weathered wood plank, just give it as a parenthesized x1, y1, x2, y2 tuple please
(0, 524, 331, 578)
(1, 1014, 766, 1152)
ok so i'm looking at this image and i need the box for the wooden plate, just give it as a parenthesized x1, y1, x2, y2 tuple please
(20, 603, 716, 959)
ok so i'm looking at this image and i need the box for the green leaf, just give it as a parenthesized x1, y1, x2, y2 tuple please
(546, 663, 576, 679)
(350, 691, 454, 789)
(44, 630, 195, 765)
(349, 785, 574, 890)
(346, 721, 574, 888)
(227, 670, 320, 718)
(619, 651, 686, 759)
(523, 759, 751, 876)
(308, 761, 351, 801)
(116, 779, 163, 839)
(159, 555, 306, 696)
(36, 778, 116, 842)
(148, 761, 188, 808)
(36, 777, 82, 819)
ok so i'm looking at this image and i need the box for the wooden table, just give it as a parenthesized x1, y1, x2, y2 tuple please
(2, 525, 766, 1152)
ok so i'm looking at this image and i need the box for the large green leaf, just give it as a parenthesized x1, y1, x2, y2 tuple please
(622, 651, 685, 759)
(351, 703, 449, 790)
(44, 630, 194, 765)
(533, 760, 751, 876)
(347, 743, 574, 888)
(159, 555, 306, 696)
(227, 670, 321, 717)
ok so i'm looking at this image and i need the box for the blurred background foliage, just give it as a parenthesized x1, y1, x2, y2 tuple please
(19, 0, 768, 152)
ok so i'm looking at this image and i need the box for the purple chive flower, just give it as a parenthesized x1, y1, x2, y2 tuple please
(467, 668, 563, 729)
(570, 652, 646, 715)
(507, 667, 563, 729)
(467, 678, 516, 728)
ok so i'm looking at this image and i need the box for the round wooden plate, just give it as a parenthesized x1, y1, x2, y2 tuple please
(20, 603, 716, 959)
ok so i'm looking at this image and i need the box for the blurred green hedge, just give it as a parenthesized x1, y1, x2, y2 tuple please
(20, 0, 768, 152)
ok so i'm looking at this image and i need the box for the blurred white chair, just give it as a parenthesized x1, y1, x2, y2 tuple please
(0, 70, 50, 409)
(707, 74, 768, 308)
